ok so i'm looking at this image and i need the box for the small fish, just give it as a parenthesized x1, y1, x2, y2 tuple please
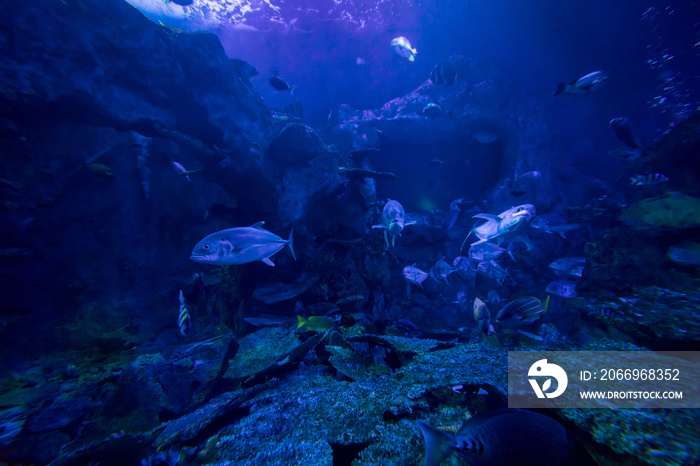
(190, 221, 295, 266)
(403, 264, 429, 288)
(496, 295, 550, 327)
(178, 290, 191, 336)
(530, 214, 581, 239)
(423, 103, 442, 118)
(468, 241, 506, 262)
(85, 163, 114, 178)
(269, 76, 292, 91)
(449, 198, 464, 212)
(296, 315, 335, 332)
(517, 329, 544, 341)
(372, 199, 415, 248)
(452, 290, 469, 309)
(667, 241, 700, 266)
(172, 161, 194, 182)
(390, 36, 417, 62)
(417, 409, 571, 466)
(549, 257, 586, 278)
(546, 280, 578, 298)
(509, 170, 542, 196)
(476, 260, 508, 286)
(587, 308, 617, 318)
(430, 61, 457, 86)
(630, 174, 669, 186)
(452, 256, 477, 281)
(473, 297, 496, 336)
(554, 70, 608, 96)
(429, 257, 456, 284)
(487, 289, 500, 303)
(610, 117, 644, 150)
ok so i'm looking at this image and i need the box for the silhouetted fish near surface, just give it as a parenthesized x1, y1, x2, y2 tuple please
(630, 174, 669, 186)
(554, 71, 607, 96)
(429, 61, 457, 85)
(190, 221, 295, 266)
(496, 295, 549, 326)
(269, 76, 292, 91)
(610, 117, 644, 150)
(417, 409, 572, 466)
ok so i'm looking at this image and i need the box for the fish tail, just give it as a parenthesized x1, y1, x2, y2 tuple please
(288, 229, 297, 261)
(416, 421, 455, 466)
(554, 82, 566, 97)
(297, 315, 307, 329)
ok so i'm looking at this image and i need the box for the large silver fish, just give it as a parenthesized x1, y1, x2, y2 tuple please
(462, 204, 535, 250)
(554, 71, 608, 96)
(372, 199, 415, 248)
(190, 221, 295, 266)
(403, 264, 429, 288)
(417, 409, 571, 466)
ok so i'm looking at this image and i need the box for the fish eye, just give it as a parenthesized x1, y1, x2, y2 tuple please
(202, 244, 210, 250)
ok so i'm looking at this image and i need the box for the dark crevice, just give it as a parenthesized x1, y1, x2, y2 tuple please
(330, 441, 370, 466)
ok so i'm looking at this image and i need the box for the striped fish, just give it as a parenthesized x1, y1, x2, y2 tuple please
(178, 290, 191, 336)
(496, 295, 550, 327)
(630, 174, 668, 186)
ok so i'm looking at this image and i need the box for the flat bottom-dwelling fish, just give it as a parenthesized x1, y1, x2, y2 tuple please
(190, 221, 295, 266)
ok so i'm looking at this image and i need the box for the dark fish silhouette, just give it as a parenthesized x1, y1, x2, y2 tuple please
(417, 409, 571, 466)
(610, 117, 644, 150)
(269, 76, 292, 91)
(430, 61, 457, 86)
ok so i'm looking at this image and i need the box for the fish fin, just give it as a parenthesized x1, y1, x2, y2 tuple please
(384, 230, 390, 248)
(405, 221, 417, 227)
(472, 213, 500, 221)
(297, 315, 306, 329)
(372, 224, 386, 230)
(262, 257, 275, 267)
(557, 231, 567, 239)
(543, 295, 551, 314)
(409, 55, 415, 62)
(553, 82, 566, 97)
(288, 229, 296, 261)
(460, 230, 473, 251)
(251, 221, 266, 229)
(416, 421, 455, 466)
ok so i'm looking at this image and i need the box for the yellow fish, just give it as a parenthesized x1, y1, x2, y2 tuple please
(297, 315, 335, 332)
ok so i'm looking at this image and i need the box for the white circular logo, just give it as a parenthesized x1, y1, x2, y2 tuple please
(528, 358, 568, 399)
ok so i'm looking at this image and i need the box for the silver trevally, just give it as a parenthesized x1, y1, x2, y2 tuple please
(390, 36, 417, 62)
(554, 70, 608, 96)
(403, 264, 429, 288)
(190, 221, 295, 266)
(372, 199, 415, 247)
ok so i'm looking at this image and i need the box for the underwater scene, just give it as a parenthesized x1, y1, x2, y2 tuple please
(1, 0, 700, 464)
